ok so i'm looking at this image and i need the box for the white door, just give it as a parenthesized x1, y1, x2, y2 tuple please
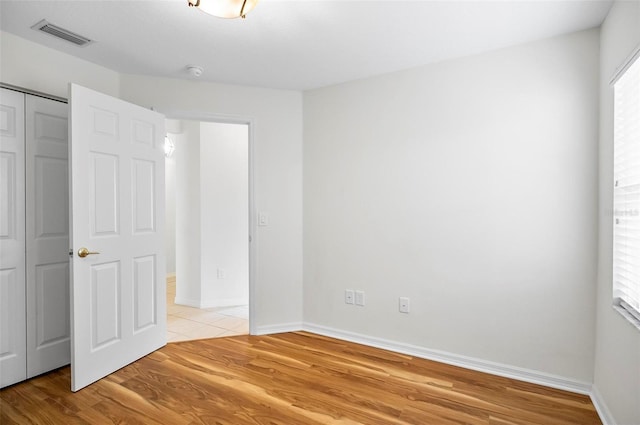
(69, 84, 166, 391)
(0, 88, 27, 388)
(25, 95, 71, 377)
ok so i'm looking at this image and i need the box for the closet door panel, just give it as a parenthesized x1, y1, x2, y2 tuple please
(25, 95, 70, 377)
(0, 88, 26, 388)
(35, 264, 69, 347)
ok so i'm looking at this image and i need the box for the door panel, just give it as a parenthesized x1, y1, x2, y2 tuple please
(0, 154, 17, 239)
(35, 157, 68, 237)
(70, 84, 165, 391)
(35, 263, 69, 347)
(132, 159, 156, 232)
(90, 261, 120, 348)
(133, 255, 156, 331)
(0, 88, 26, 388)
(26, 95, 70, 377)
(91, 153, 119, 235)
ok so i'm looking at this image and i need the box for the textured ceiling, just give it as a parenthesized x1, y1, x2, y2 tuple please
(0, 0, 613, 91)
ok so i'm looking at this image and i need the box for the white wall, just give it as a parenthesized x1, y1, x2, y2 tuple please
(174, 120, 202, 305)
(594, 2, 640, 424)
(172, 121, 248, 308)
(165, 118, 186, 276)
(120, 75, 303, 331)
(1, 30, 304, 334)
(0, 31, 119, 99)
(174, 120, 249, 307)
(9, 26, 637, 418)
(165, 134, 177, 275)
(200, 122, 249, 306)
(303, 29, 599, 383)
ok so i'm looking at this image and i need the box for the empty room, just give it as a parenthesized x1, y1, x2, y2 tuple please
(0, 1, 639, 424)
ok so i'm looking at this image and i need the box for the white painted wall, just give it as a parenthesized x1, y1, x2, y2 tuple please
(303, 29, 599, 383)
(165, 118, 184, 275)
(174, 120, 249, 307)
(119, 75, 303, 330)
(0, 31, 120, 99)
(9, 26, 637, 418)
(200, 122, 249, 306)
(1, 30, 303, 334)
(594, 2, 640, 424)
(174, 121, 202, 304)
(165, 144, 177, 275)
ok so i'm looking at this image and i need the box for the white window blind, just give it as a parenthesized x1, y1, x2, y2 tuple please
(613, 51, 640, 327)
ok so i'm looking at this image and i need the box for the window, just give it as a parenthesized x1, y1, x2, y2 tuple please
(613, 48, 640, 329)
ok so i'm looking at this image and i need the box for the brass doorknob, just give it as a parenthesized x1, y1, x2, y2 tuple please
(77, 247, 100, 258)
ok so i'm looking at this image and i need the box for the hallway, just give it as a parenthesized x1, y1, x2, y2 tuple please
(166, 276, 249, 342)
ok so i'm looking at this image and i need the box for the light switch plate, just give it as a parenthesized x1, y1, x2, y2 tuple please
(217, 268, 226, 279)
(258, 212, 269, 226)
(399, 297, 410, 313)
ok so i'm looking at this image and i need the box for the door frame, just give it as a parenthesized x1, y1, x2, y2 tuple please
(162, 110, 256, 335)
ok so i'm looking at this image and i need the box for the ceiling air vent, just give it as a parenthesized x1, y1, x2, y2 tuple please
(31, 19, 93, 47)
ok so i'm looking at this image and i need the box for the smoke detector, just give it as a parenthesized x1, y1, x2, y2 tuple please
(187, 66, 204, 78)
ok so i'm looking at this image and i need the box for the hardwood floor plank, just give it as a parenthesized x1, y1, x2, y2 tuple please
(399, 403, 489, 425)
(0, 332, 602, 425)
(169, 340, 408, 423)
(0, 381, 88, 425)
(124, 349, 326, 424)
(29, 370, 102, 415)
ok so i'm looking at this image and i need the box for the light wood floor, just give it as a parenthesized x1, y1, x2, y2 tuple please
(0, 332, 601, 425)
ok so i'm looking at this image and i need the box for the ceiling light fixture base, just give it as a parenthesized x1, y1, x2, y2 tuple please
(187, 0, 258, 19)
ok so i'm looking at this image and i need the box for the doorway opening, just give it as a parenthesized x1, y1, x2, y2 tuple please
(164, 119, 252, 342)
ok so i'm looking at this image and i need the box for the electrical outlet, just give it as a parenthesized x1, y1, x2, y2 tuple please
(345, 289, 354, 304)
(355, 290, 365, 306)
(399, 297, 410, 313)
(217, 268, 226, 279)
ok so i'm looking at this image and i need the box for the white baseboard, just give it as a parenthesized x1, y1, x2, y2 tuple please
(301, 322, 593, 395)
(254, 322, 303, 336)
(173, 296, 247, 309)
(200, 297, 248, 309)
(590, 385, 616, 425)
(173, 297, 199, 308)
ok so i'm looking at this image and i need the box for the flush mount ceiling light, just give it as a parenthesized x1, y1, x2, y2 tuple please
(187, 0, 259, 19)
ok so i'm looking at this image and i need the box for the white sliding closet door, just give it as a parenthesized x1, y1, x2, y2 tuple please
(25, 95, 70, 377)
(0, 88, 27, 387)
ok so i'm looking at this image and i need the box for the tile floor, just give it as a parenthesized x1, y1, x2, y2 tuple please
(167, 276, 249, 343)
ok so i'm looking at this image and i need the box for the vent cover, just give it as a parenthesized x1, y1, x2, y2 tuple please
(31, 19, 93, 47)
